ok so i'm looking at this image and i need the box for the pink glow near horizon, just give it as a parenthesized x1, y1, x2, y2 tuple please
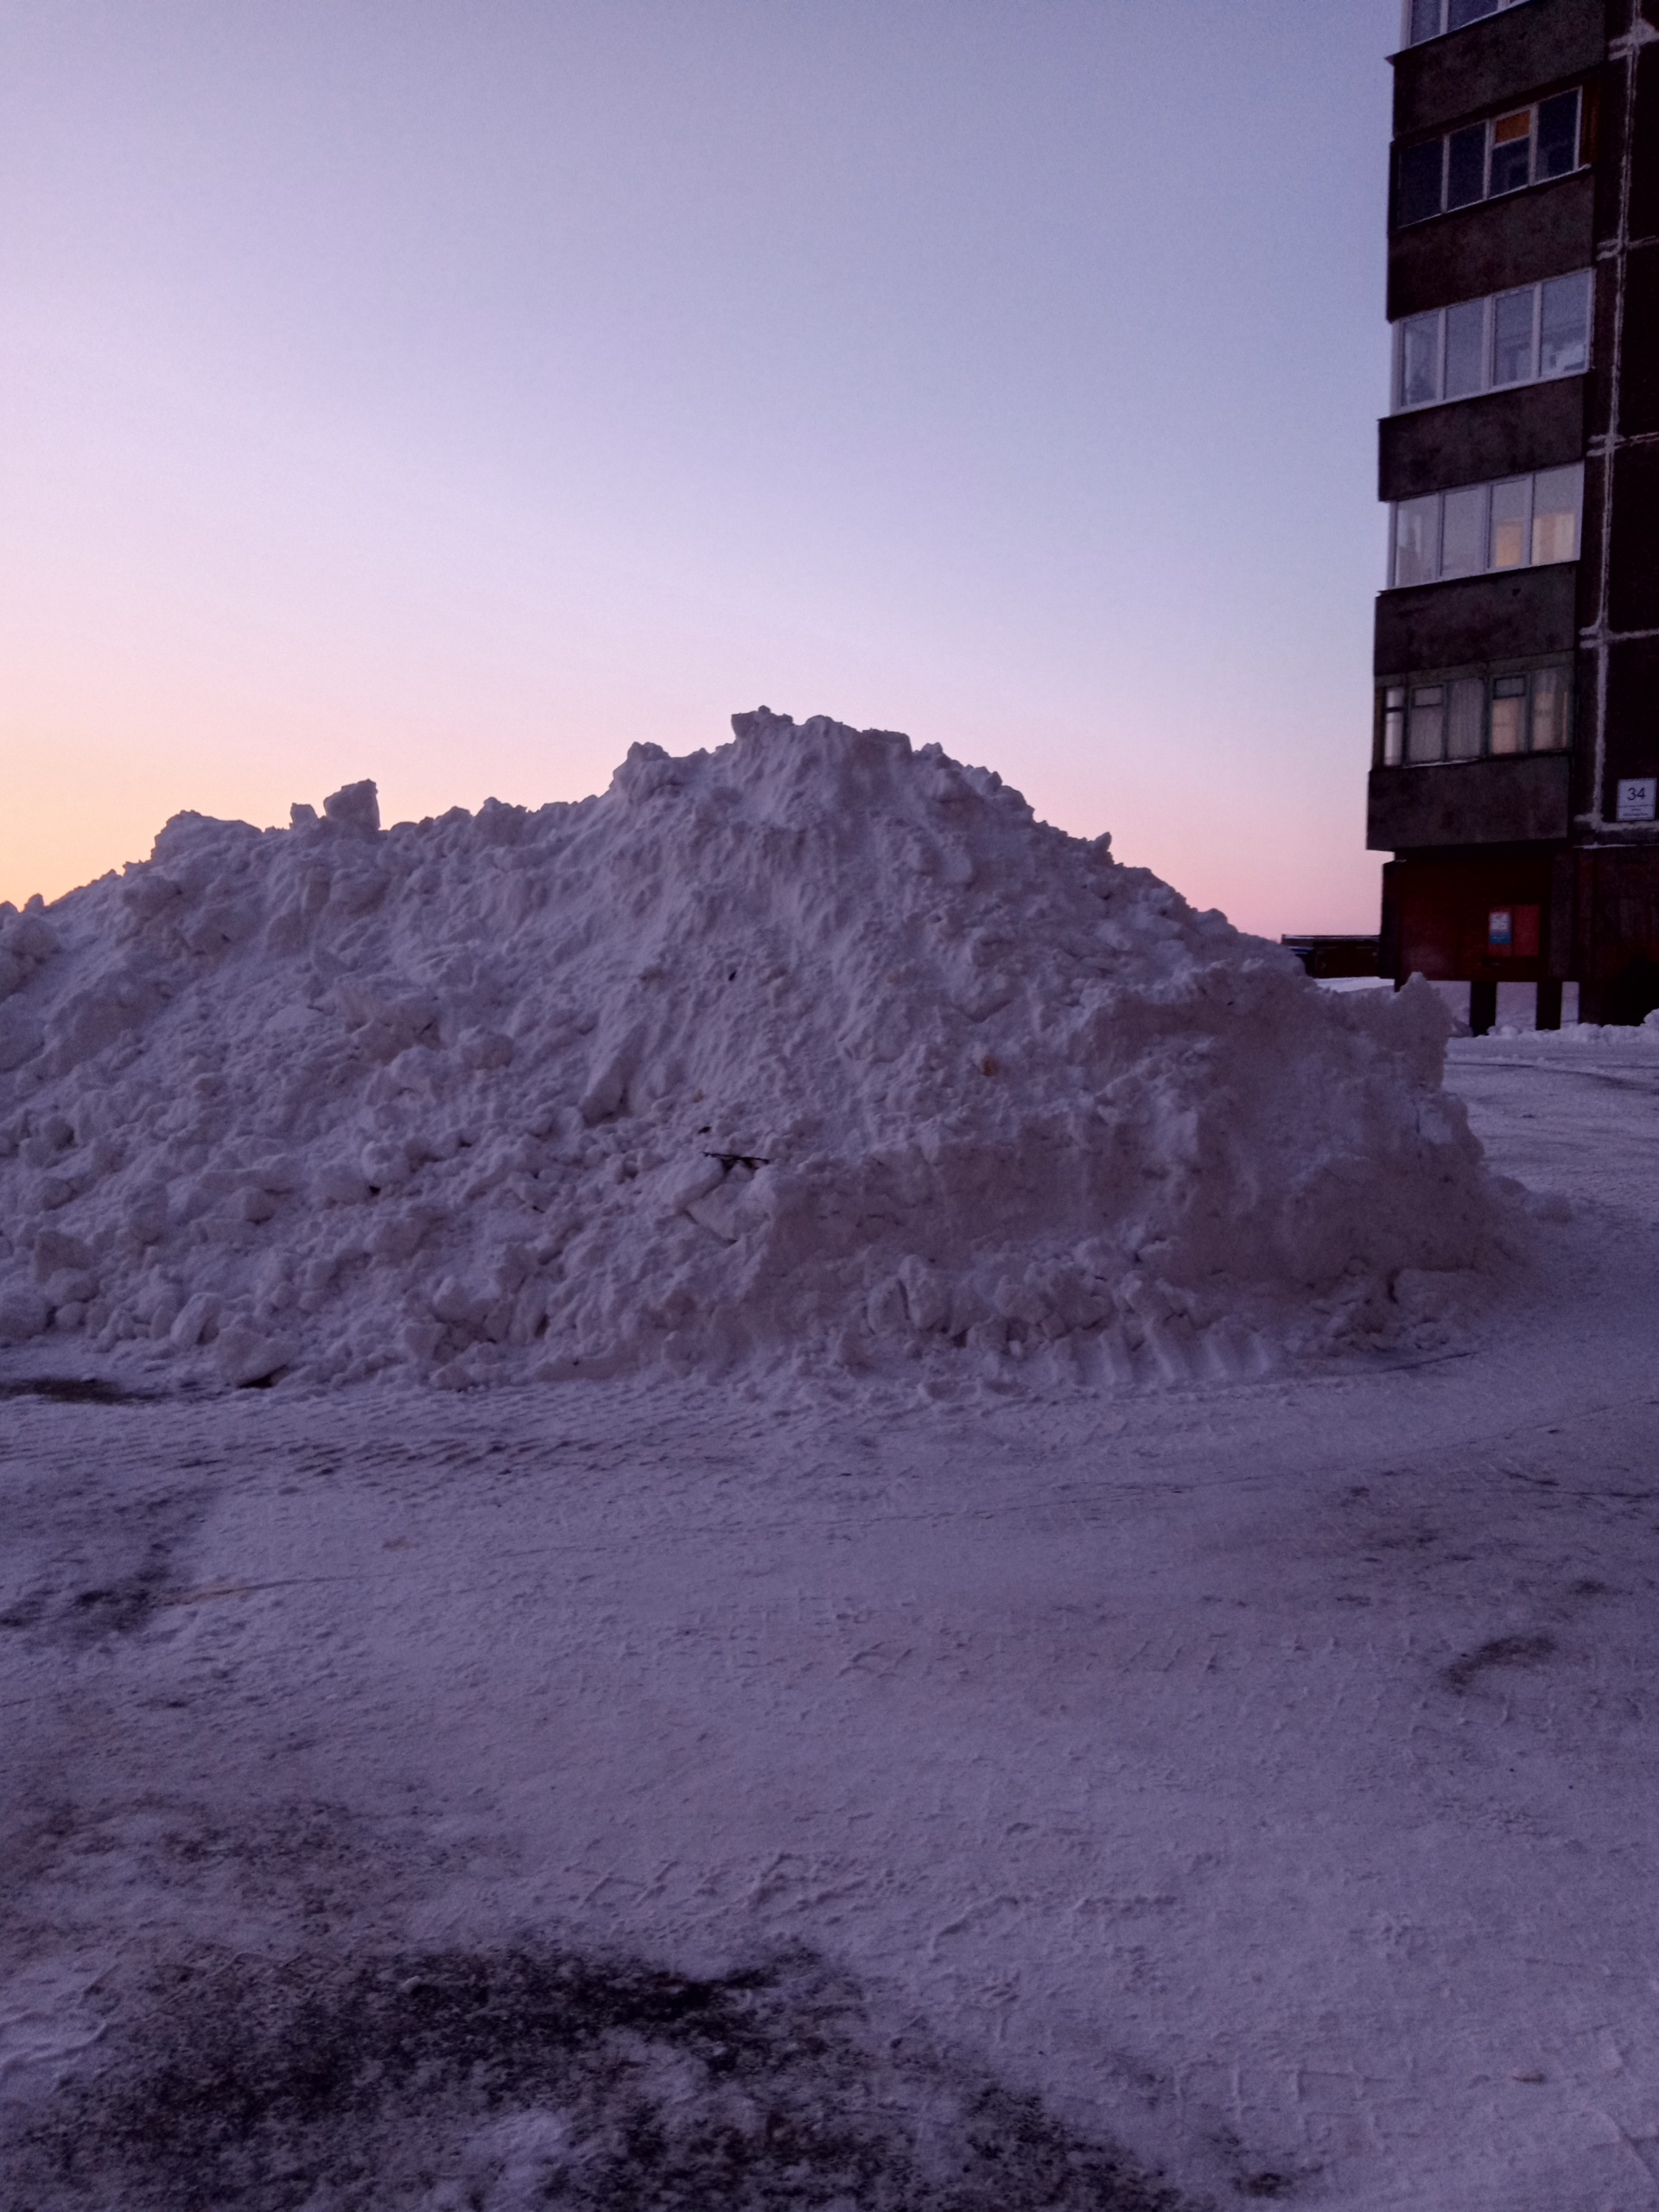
(1, 0, 1398, 940)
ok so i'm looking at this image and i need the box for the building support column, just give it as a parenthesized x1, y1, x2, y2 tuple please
(1536, 977, 1563, 1031)
(1470, 980, 1497, 1035)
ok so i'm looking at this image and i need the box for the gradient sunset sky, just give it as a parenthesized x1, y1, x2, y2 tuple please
(3, 1, 1401, 936)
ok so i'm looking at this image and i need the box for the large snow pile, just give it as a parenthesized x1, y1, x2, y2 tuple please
(0, 710, 1507, 1391)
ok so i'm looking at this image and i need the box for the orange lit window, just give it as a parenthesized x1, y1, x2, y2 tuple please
(1376, 664, 1572, 767)
(1394, 87, 1580, 226)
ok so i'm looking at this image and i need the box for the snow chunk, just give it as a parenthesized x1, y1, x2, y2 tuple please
(323, 780, 381, 837)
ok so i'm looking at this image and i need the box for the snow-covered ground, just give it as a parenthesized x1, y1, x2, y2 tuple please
(3, 1029, 1658, 2210)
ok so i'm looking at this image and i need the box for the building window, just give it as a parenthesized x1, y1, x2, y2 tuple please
(1402, 683, 1445, 763)
(1531, 664, 1570, 751)
(1405, 0, 1533, 46)
(1382, 689, 1407, 766)
(1489, 674, 1529, 753)
(1389, 464, 1582, 587)
(1394, 90, 1582, 227)
(1376, 662, 1572, 767)
(1398, 269, 1603, 406)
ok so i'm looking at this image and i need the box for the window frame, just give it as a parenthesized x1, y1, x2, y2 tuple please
(1401, 0, 1535, 51)
(1375, 658, 1574, 769)
(1387, 464, 1584, 588)
(1397, 273, 1601, 411)
(1392, 88, 1584, 230)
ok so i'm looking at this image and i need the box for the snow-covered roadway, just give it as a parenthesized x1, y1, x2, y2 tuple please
(3, 1033, 1658, 2211)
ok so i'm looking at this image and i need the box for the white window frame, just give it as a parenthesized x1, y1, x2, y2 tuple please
(1391, 270, 1592, 412)
(1395, 88, 1583, 228)
(1388, 464, 1584, 588)
(1402, 0, 1534, 50)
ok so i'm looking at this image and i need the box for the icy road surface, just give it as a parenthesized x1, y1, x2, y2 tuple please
(3, 1033, 1659, 2211)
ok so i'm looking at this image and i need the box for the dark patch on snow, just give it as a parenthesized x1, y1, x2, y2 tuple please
(0, 1468, 213, 1646)
(14, 1942, 1190, 2212)
(0, 1374, 154, 1403)
(68, 1579, 161, 1632)
(0, 1560, 169, 1640)
(1443, 1633, 1556, 1694)
(148, 1801, 423, 1923)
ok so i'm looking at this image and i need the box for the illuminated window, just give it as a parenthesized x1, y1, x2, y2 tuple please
(1376, 663, 1573, 766)
(1394, 91, 1581, 227)
(1490, 478, 1530, 570)
(1489, 676, 1528, 755)
(1387, 466, 1582, 586)
(1531, 467, 1583, 564)
(1530, 665, 1569, 751)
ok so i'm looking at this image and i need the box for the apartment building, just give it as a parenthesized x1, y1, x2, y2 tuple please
(1371, 0, 1659, 1027)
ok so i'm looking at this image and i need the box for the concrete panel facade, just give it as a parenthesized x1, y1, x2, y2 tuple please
(1387, 173, 1598, 319)
(1392, 0, 1606, 138)
(1628, 42, 1659, 240)
(1606, 442, 1659, 632)
(1618, 239, 1659, 432)
(1369, 754, 1571, 850)
(1573, 846, 1659, 1019)
(1375, 563, 1580, 674)
(1378, 375, 1587, 500)
(1604, 636, 1659, 795)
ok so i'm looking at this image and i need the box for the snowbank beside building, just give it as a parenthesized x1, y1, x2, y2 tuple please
(0, 710, 1510, 1390)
